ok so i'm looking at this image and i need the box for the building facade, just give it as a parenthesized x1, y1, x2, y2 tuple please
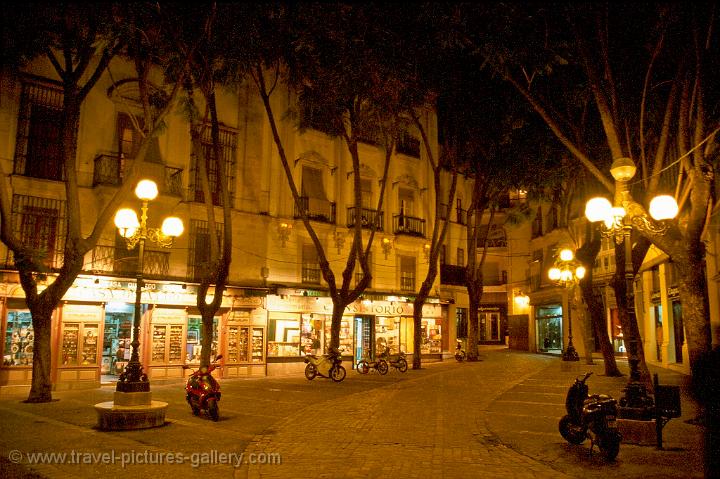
(0, 53, 459, 391)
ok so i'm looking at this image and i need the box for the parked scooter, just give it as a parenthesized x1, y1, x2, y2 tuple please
(378, 348, 408, 373)
(559, 371, 622, 460)
(304, 347, 347, 382)
(183, 354, 222, 421)
(454, 340, 466, 362)
(356, 353, 389, 375)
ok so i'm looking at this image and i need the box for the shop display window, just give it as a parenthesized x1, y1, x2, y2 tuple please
(61, 322, 99, 365)
(227, 324, 265, 363)
(186, 317, 218, 363)
(267, 314, 301, 357)
(375, 316, 401, 354)
(4, 311, 33, 366)
(420, 318, 442, 354)
(300, 314, 323, 356)
(251, 328, 264, 362)
(151, 324, 185, 364)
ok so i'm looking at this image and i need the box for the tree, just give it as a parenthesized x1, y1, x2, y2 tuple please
(0, 3, 194, 402)
(245, 3, 434, 352)
(475, 2, 718, 378)
(173, 3, 233, 369)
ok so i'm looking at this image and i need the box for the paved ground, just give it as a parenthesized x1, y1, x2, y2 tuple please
(0, 347, 705, 478)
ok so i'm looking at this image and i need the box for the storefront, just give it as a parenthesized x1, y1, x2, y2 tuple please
(265, 293, 444, 376)
(0, 275, 267, 392)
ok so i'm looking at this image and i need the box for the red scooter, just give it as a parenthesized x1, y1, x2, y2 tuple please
(183, 354, 222, 421)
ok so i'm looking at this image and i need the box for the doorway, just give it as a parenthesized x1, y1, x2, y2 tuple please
(353, 315, 373, 366)
(536, 305, 562, 353)
(102, 303, 133, 383)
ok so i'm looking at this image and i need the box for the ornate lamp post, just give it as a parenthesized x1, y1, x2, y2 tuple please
(548, 247, 586, 361)
(584, 157, 677, 413)
(113, 179, 183, 393)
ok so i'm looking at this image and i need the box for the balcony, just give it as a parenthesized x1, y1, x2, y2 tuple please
(294, 196, 336, 224)
(440, 264, 466, 286)
(392, 214, 425, 237)
(302, 265, 322, 284)
(90, 245, 170, 279)
(93, 154, 183, 197)
(347, 207, 383, 230)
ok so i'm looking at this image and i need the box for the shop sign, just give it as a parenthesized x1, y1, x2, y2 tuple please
(61, 278, 247, 307)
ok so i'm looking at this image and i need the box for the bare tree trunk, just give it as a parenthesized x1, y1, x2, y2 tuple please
(577, 227, 622, 376)
(466, 282, 482, 361)
(26, 306, 53, 403)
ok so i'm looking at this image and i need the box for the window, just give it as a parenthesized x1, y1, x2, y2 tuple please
(399, 188, 414, 217)
(456, 198, 466, 225)
(117, 112, 144, 161)
(456, 308, 468, 339)
(13, 80, 65, 181)
(439, 245, 446, 265)
(299, 166, 333, 222)
(187, 220, 223, 282)
(191, 126, 237, 206)
(457, 248, 464, 266)
(302, 244, 321, 284)
(400, 255, 415, 291)
(360, 178, 373, 209)
(9, 195, 66, 269)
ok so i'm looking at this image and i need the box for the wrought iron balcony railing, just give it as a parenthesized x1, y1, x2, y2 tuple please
(392, 214, 425, 237)
(294, 196, 336, 224)
(90, 245, 170, 279)
(93, 154, 183, 197)
(346, 207, 383, 230)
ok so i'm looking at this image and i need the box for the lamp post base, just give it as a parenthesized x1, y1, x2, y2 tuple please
(561, 344, 580, 361)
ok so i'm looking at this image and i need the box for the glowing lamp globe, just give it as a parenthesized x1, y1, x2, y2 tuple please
(135, 179, 158, 201)
(610, 157, 637, 182)
(559, 249, 574, 262)
(575, 266, 586, 280)
(585, 197, 612, 223)
(161, 217, 184, 237)
(114, 208, 139, 237)
(649, 195, 679, 221)
(548, 267, 561, 281)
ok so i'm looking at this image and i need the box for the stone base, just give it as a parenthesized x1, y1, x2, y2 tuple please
(94, 400, 168, 431)
(113, 391, 152, 406)
(618, 418, 657, 445)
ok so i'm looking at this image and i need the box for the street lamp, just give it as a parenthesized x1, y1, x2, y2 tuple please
(113, 179, 183, 393)
(548, 247, 586, 361)
(584, 157, 677, 412)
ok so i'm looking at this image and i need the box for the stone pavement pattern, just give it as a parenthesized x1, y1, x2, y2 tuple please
(241, 351, 565, 478)
(0, 348, 704, 478)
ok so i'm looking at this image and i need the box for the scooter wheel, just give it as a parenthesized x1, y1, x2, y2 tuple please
(397, 358, 408, 373)
(207, 398, 219, 422)
(559, 415, 586, 445)
(191, 406, 201, 416)
(356, 361, 369, 374)
(330, 365, 346, 382)
(304, 363, 317, 380)
(455, 352, 465, 362)
(598, 433, 621, 461)
(378, 360, 389, 375)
